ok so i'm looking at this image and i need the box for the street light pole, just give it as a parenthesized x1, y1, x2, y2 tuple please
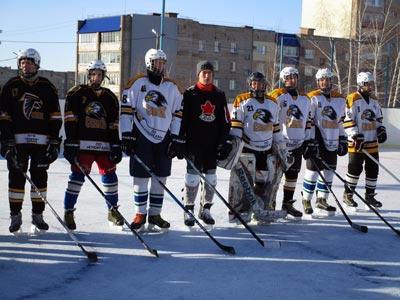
(159, 0, 165, 50)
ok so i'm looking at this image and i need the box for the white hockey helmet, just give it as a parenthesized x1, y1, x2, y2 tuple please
(86, 60, 107, 87)
(357, 71, 374, 87)
(315, 68, 333, 93)
(145, 48, 167, 75)
(280, 67, 299, 83)
(17, 48, 41, 69)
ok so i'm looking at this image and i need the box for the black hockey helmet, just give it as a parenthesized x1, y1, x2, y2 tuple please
(247, 72, 266, 99)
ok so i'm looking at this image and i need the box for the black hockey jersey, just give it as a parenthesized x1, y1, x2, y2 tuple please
(0, 76, 62, 145)
(64, 85, 120, 153)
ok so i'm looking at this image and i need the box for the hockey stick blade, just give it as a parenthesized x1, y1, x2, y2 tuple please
(75, 162, 159, 257)
(186, 157, 264, 247)
(134, 155, 235, 254)
(317, 157, 400, 236)
(85, 250, 98, 263)
(310, 157, 368, 233)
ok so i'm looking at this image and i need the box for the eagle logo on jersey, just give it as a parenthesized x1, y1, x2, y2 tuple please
(287, 105, 303, 119)
(321, 106, 337, 121)
(145, 90, 167, 107)
(85, 102, 106, 119)
(19, 92, 43, 120)
(253, 109, 273, 124)
(199, 100, 216, 122)
(361, 109, 376, 122)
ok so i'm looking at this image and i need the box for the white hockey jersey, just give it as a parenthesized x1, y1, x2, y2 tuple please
(343, 91, 384, 154)
(268, 88, 312, 151)
(308, 90, 346, 151)
(120, 74, 183, 143)
(230, 92, 283, 151)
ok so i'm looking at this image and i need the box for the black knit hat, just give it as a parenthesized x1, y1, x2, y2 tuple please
(196, 60, 214, 75)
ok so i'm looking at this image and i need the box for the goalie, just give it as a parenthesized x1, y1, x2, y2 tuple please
(224, 72, 292, 224)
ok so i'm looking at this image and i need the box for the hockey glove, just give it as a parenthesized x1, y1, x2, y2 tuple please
(167, 135, 186, 159)
(121, 132, 136, 156)
(337, 135, 348, 156)
(302, 139, 319, 160)
(350, 134, 365, 152)
(1, 139, 17, 163)
(63, 140, 80, 165)
(216, 136, 234, 161)
(46, 137, 62, 164)
(377, 126, 387, 144)
(109, 144, 122, 164)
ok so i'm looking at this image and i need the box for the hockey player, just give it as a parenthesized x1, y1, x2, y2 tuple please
(179, 61, 232, 227)
(301, 68, 347, 215)
(342, 71, 387, 208)
(63, 60, 123, 230)
(120, 48, 183, 231)
(268, 67, 316, 218)
(229, 72, 289, 223)
(0, 48, 62, 233)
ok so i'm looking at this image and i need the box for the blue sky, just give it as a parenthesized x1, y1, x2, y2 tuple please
(0, 0, 302, 71)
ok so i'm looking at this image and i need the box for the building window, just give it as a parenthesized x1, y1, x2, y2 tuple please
(304, 83, 312, 92)
(229, 80, 236, 90)
(367, 0, 383, 7)
(199, 40, 206, 52)
(101, 31, 120, 43)
(230, 61, 236, 72)
(305, 49, 314, 59)
(78, 52, 97, 64)
(214, 41, 221, 53)
(244, 53, 251, 60)
(283, 46, 299, 57)
(304, 66, 313, 77)
(79, 33, 96, 44)
(255, 45, 266, 56)
(78, 73, 87, 85)
(214, 60, 219, 71)
(213, 79, 219, 87)
(101, 52, 121, 64)
(230, 42, 237, 54)
(105, 73, 120, 85)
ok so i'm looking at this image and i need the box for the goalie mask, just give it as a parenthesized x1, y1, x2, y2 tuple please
(145, 48, 167, 76)
(248, 72, 266, 100)
(86, 60, 107, 89)
(17, 48, 41, 80)
(315, 68, 333, 94)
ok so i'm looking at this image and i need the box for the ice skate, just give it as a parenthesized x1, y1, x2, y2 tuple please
(183, 205, 195, 227)
(199, 203, 215, 230)
(9, 212, 23, 235)
(148, 214, 170, 233)
(343, 192, 358, 212)
(315, 198, 336, 216)
(130, 213, 147, 232)
(31, 213, 49, 234)
(282, 200, 303, 220)
(365, 193, 382, 210)
(228, 210, 252, 225)
(64, 209, 76, 230)
(108, 207, 124, 230)
(302, 199, 314, 215)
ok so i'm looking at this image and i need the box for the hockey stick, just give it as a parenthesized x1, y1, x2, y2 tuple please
(185, 157, 265, 247)
(317, 158, 400, 236)
(309, 157, 368, 233)
(361, 149, 400, 184)
(12, 159, 98, 262)
(133, 154, 235, 254)
(74, 161, 159, 257)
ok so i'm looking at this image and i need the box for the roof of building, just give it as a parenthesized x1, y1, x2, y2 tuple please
(78, 16, 121, 33)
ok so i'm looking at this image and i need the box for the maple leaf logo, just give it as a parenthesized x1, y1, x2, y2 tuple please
(199, 100, 216, 122)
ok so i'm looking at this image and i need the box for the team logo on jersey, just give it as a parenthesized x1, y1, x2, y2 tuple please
(287, 105, 303, 119)
(321, 106, 337, 120)
(145, 90, 167, 107)
(361, 109, 376, 122)
(199, 100, 216, 122)
(85, 101, 107, 129)
(252, 108, 273, 131)
(145, 90, 167, 118)
(19, 92, 43, 120)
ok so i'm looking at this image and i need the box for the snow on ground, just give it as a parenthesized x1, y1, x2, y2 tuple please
(0, 149, 400, 300)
